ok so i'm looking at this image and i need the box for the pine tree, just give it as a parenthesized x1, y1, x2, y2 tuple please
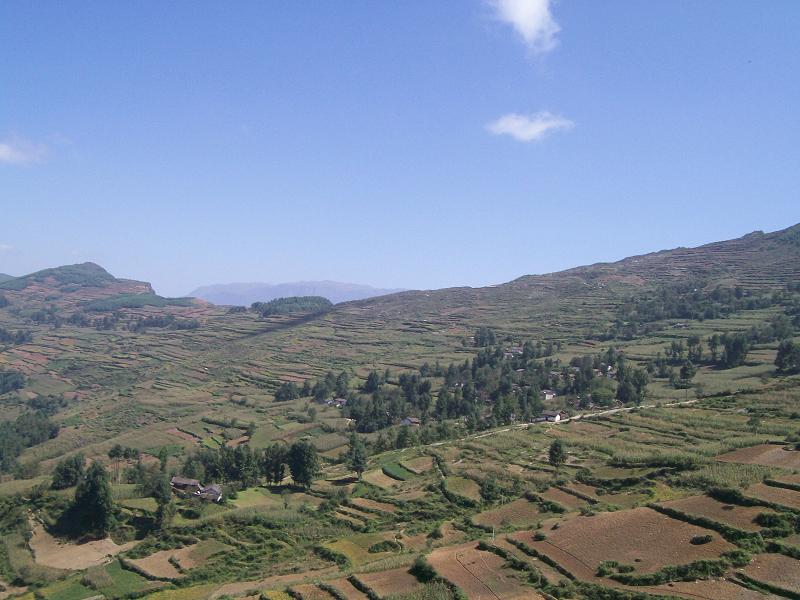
(548, 440, 566, 474)
(346, 433, 368, 480)
(74, 462, 114, 536)
(288, 441, 319, 490)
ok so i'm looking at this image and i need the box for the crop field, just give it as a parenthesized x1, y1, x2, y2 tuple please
(717, 443, 800, 469)
(510, 508, 735, 579)
(426, 542, 543, 600)
(472, 498, 542, 529)
(352, 567, 423, 599)
(659, 495, 775, 532)
(743, 482, 800, 510)
(443, 477, 481, 502)
(739, 553, 800, 595)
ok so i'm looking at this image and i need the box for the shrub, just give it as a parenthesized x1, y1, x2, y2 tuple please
(690, 535, 713, 545)
(409, 556, 438, 583)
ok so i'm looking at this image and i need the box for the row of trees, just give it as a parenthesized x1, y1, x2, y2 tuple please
(604, 282, 782, 340)
(182, 441, 322, 490)
(0, 327, 32, 346)
(0, 412, 59, 473)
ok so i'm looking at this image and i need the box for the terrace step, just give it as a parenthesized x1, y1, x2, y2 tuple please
(491, 537, 566, 586)
(289, 583, 338, 600)
(325, 577, 370, 600)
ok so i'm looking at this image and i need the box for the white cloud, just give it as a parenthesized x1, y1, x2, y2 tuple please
(489, 0, 560, 54)
(0, 244, 13, 252)
(0, 138, 47, 165)
(486, 111, 574, 142)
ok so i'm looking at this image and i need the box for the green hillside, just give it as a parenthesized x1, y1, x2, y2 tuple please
(0, 224, 799, 600)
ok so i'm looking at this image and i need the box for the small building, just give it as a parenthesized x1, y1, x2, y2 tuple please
(400, 416, 421, 427)
(334, 398, 347, 408)
(535, 410, 569, 423)
(170, 476, 201, 494)
(196, 484, 223, 503)
(540, 389, 558, 401)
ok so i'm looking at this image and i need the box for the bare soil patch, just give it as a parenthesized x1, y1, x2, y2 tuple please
(326, 577, 369, 600)
(473, 498, 541, 529)
(128, 545, 195, 579)
(510, 507, 734, 579)
(290, 583, 337, 600)
(539, 487, 586, 510)
(350, 497, 396, 514)
(354, 567, 422, 598)
(400, 456, 434, 474)
(167, 428, 201, 443)
(740, 553, 800, 593)
(362, 469, 399, 490)
(717, 444, 800, 469)
(660, 495, 775, 532)
(745, 483, 800, 509)
(427, 542, 544, 600)
(647, 578, 782, 600)
(29, 523, 136, 570)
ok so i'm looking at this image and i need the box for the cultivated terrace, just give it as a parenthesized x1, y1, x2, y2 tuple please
(1, 225, 800, 600)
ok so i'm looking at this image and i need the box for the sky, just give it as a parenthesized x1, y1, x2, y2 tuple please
(1, 1, 799, 297)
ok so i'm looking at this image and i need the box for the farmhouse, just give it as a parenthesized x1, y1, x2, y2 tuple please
(540, 389, 558, 401)
(170, 476, 201, 494)
(400, 416, 421, 427)
(197, 484, 223, 503)
(535, 410, 568, 423)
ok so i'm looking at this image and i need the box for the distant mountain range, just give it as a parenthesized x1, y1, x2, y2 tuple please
(188, 281, 406, 306)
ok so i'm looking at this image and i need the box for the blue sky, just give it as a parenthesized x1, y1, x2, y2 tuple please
(1, 1, 798, 297)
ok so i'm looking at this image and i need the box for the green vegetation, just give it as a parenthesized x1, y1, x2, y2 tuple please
(251, 295, 333, 316)
(84, 293, 195, 312)
(0, 226, 799, 598)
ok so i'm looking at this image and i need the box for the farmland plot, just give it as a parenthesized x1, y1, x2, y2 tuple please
(739, 553, 800, 595)
(510, 508, 735, 580)
(717, 444, 800, 470)
(29, 523, 136, 570)
(472, 498, 542, 530)
(745, 483, 800, 510)
(426, 542, 544, 600)
(352, 567, 423, 599)
(659, 495, 775, 532)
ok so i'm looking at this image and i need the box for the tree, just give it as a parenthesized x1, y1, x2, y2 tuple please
(775, 339, 800, 373)
(158, 447, 169, 473)
(679, 360, 697, 386)
(287, 441, 319, 489)
(548, 439, 566, 473)
(108, 444, 124, 484)
(721, 333, 749, 368)
(262, 443, 288, 485)
(74, 462, 114, 536)
(274, 382, 299, 402)
(51, 453, 85, 490)
(346, 433, 368, 480)
(708, 334, 720, 363)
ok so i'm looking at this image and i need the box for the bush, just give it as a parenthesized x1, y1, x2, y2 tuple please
(409, 556, 437, 583)
(690, 535, 713, 545)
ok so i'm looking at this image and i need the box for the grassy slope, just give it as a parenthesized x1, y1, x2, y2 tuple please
(0, 223, 798, 469)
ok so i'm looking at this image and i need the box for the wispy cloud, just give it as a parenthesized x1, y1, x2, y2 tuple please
(486, 111, 574, 142)
(489, 0, 560, 55)
(0, 137, 47, 165)
(0, 244, 13, 253)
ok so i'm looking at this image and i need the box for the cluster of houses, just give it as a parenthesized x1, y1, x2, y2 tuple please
(170, 476, 223, 502)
